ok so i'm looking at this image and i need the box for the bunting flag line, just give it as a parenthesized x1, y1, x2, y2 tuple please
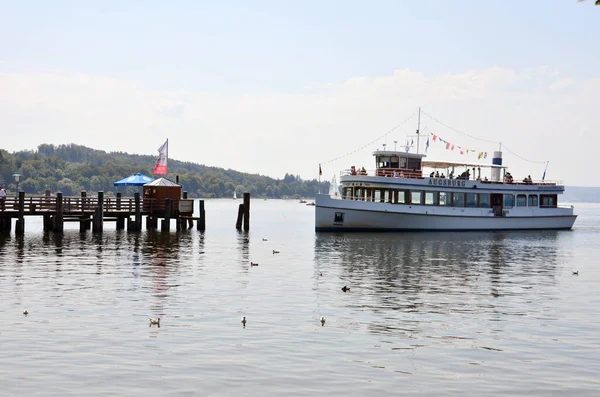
(153, 139, 168, 175)
(430, 132, 488, 159)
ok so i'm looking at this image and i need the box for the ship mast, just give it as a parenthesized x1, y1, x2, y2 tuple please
(416, 107, 421, 154)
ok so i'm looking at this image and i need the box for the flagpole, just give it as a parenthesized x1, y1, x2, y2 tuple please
(416, 107, 421, 154)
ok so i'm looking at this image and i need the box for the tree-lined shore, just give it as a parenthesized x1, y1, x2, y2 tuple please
(0, 144, 328, 199)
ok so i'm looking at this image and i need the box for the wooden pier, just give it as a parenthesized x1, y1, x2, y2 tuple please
(0, 191, 207, 234)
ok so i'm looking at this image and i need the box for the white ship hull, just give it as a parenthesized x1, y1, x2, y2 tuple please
(315, 194, 577, 232)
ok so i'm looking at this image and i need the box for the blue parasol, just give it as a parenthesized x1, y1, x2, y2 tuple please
(113, 173, 155, 187)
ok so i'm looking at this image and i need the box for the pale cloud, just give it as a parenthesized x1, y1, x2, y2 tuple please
(0, 66, 597, 186)
(549, 77, 574, 90)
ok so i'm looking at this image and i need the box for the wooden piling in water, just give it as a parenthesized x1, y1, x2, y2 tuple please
(92, 191, 104, 233)
(236, 203, 244, 230)
(243, 193, 250, 231)
(43, 214, 51, 231)
(162, 199, 172, 232)
(15, 191, 25, 234)
(198, 200, 205, 231)
(0, 217, 10, 233)
(134, 193, 141, 231)
(81, 191, 91, 230)
(53, 193, 64, 232)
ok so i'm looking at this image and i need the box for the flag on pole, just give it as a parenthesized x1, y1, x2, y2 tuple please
(425, 137, 430, 152)
(153, 139, 168, 175)
(319, 164, 322, 176)
(542, 162, 548, 181)
(411, 139, 414, 146)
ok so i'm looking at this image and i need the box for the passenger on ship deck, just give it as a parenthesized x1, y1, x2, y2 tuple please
(484, 176, 489, 182)
(399, 170, 405, 178)
(430, 171, 435, 177)
(440, 173, 445, 179)
(435, 171, 440, 178)
(360, 167, 367, 175)
(351, 166, 357, 175)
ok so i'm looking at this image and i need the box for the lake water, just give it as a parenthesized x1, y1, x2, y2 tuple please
(1, 200, 599, 396)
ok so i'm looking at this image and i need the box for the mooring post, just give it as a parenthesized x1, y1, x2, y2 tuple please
(54, 192, 64, 232)
(93, 191, 104, 233)
(134, 192, 141, 231)
(0, 217, 8, 233)
(79, 191, 88, 232)
(116, 192, 122, 211)
(43, 214, 51, 231)
(81, 191, 91, 230)
(15, 191, 25, 234)
(236, 203, 244, 230)
(198, 200, 205, 231)
(162, 199, 172, 232)
(243, 192, 250, 231)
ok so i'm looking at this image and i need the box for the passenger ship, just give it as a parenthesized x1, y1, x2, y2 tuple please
(315, 150, 577, 232)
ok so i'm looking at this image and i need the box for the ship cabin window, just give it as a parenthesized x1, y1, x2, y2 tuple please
(399, 157, 407, 169)
(407, 158, 421, 171)
(439, 192, 452, 206)
(377, 156, 392, 168)
(528, 194, 539, 207)
(410, 191, 422, 205)
(453, 192, 465, 207)
(343, 187, 351, 199)
(540, 194, 557, 208)
(516, 194, 527, 207)
(425, 191, 437, 205)
(397, 190, 408, 204)
(374, 189, 381, 202)
(467, 193, 478, 208)
(479, 193, 491, 208)
(503, 194, 514, 208)
(390, 156, 400, 168)
(354, 188, 361, 200)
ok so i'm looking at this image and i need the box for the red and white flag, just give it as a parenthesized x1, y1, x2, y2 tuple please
(153, 139, 168, 175)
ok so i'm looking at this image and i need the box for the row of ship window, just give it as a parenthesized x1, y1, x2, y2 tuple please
(342, 188, 558, 208)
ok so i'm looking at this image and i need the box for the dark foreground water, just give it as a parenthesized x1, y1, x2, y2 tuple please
(1, 200, 599, 396)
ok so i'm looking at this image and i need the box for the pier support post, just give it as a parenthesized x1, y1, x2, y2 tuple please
(93, 191, 104, 233)
(243, 193, 250, 231)
(198, 200, 205, 231)
(15, 191, 25, 234)
(134, 192, 141, 231)
(0, 217, 10, 233)
(43, 214, 51, 231)
(161, 199, 172, 232)
(53, 193, 64, 232)
(81, 191, 91, 230)
(116, 192, 122, 211)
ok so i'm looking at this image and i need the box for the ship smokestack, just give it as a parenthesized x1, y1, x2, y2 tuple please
(491, 151, 502, 182)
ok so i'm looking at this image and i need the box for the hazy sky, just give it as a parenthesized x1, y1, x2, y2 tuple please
(1, 1, 598, 186)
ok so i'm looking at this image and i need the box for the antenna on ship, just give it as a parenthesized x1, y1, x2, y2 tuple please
(416, 107, 421, 154)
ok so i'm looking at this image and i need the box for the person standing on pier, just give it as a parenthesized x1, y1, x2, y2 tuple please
(0, 185, 6, 210)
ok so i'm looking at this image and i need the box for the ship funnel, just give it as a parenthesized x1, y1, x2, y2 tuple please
(491, 151, 502, 182)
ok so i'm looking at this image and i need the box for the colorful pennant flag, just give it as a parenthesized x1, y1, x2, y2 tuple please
(153, 139, 168, 175)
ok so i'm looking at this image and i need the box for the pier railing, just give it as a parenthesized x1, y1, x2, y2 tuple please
(0, 195, 194, 215)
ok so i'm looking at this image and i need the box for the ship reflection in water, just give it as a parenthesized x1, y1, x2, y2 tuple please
(314, 231, 564, 337)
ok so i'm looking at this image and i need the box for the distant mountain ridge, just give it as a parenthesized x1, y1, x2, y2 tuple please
(563, 186, 600, 203)
(0, 143, 328, 198)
